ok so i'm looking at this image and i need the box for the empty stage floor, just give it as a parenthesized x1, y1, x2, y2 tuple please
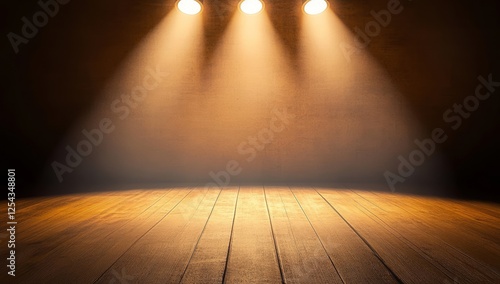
(2, 187, 499, 283)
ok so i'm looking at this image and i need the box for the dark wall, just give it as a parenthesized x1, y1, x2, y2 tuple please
(1, 0, 499, 201)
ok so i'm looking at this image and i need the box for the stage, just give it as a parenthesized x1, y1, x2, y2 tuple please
(3, 187, 498, 283)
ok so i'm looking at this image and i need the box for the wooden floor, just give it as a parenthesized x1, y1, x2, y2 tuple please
(2, 187, 499, 283)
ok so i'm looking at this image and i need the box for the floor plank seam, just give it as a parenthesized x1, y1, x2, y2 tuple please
(221, 186, 240, 284)
(352, 190, 500, 278)
(288, 187, 346, 284)
(179, 188, 224, 283)
(263, 186, 286, 284)
(314, 188, 404, 284)
(346, 190, 478, 282)
(15, 192, 157, 279)
(92, 188, 194, 284)
(134, 190, 172, 215)
(97, 190, 171, 242)
(277, 189, 302, 264)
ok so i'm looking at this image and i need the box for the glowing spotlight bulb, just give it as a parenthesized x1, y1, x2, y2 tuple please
(178, 0, 202, 15)
(304, 0, 328, 15)
(240, 0, 264, 15)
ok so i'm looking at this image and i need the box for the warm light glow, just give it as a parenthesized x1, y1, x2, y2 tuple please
(304, 0, 328, 15)
(240, 0, 264, 15)
(298, 8, 435, 182)
(67, 7, 205, 182)
(177, 0, 202, 15)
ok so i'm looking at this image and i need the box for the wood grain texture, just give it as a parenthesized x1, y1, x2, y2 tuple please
(1, 187, 498, 284)
(370, 191, 500, 271)
(223, 187, 283, 283)
(316, 188, 457, 284)
(265, 187, 343, 284)
(343, 190, 499, 283)
(181, 188, 239, 284)
(291, 187, 398, 283)
(95, 187, 218, 284)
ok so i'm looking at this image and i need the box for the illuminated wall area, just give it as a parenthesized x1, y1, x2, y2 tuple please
(4, 0, 499, 199)
(48, 1, 441, 190)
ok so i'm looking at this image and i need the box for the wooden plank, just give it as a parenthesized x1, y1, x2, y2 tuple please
(460, 201, 500, 219)
(16, 191, 149, 243)
(0, 190, 150, 280)
(3, 188, 190, 284)
(264, 187, 343, 283)
(345, 190, 499, 283)
(180, 187, 239, 284)
(414, 196, 500, 237)
(17, 194, 83, 214)
(17, 191, 133, 220)
(224, 186, 283, 283)
(376, 191, 500, 247)
(95, 187, 221, 284)
(290, 188, 398, 283)
(376, 189, 500, 235)
(368, 190, 500, 273)
(10, 190, 154, 266)
(316, 188, 455, 283)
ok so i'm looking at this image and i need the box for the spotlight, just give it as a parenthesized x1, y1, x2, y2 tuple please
(177, 0, 202, 15)
(303, 0, 328, 15)
(240, 0, 264, 15)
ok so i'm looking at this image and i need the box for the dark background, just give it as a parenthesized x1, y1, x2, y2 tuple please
(1, 0, 499, 201)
